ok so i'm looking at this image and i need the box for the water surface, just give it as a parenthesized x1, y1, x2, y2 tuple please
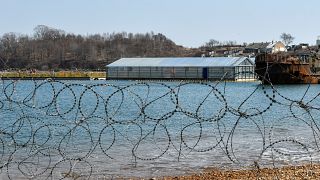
(1, 80, 320, 179)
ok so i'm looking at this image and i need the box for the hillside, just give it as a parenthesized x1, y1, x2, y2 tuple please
(0, 25, 198, 70)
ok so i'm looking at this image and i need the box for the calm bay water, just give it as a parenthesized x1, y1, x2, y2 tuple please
(1, 80, 320, 179)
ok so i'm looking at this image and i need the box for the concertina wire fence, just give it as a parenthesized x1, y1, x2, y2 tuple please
(0, 68, 320, 179)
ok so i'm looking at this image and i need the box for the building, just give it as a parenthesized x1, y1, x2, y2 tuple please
(266, 41, 287, 53)
(317, 36, 320, 46)
(244, 42, 270, 54)
(244, 41, 286, 54)
(106, 57, 255, 81)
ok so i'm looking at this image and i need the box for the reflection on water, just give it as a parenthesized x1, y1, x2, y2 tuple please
(0, 80, 320, 178)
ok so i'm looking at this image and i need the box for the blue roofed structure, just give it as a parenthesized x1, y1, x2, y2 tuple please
(106, 57, 255, 81)
(107, 57, 253, 67)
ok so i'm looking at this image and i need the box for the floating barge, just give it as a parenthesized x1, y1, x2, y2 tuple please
(255, 53, 319, 84)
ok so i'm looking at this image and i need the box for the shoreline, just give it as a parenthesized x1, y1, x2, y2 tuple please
(0, 71, 106, 79)
(159, 164, 320, 180)
(0, 77, 92, 80)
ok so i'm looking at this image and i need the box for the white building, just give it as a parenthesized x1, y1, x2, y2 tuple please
(266, 41, 287, 53)
(106, 57, 256, 81)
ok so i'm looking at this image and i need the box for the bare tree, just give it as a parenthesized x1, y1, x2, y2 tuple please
(223, 40, 237, 46)
(205, 39, 220, 48)
(34, 25, 64, 40)
(280, 33, 294, 46)
(0, 33, 18, 66)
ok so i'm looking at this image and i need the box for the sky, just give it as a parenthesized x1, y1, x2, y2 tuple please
(1, 0, 319, 47)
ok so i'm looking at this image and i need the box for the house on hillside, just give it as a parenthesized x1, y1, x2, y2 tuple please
(106, 57, 255, 81)
(244, 41, 286, 54)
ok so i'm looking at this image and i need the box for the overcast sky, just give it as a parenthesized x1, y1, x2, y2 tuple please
(1, 0, 319, 47)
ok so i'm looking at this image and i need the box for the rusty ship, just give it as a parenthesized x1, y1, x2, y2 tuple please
(255, 53, 319, 84)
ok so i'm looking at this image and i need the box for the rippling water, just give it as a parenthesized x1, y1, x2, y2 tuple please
(1, 80, 320, 179)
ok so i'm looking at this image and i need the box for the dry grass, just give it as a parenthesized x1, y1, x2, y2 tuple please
(0, 71, 106, 78)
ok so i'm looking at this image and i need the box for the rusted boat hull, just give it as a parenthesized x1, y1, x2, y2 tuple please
(255, 54, 319, 84)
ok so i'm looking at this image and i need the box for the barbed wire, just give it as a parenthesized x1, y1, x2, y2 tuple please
(0, 71, 320, 179)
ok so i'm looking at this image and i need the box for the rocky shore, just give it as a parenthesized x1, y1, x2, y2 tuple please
(156, 164, 320, 180)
